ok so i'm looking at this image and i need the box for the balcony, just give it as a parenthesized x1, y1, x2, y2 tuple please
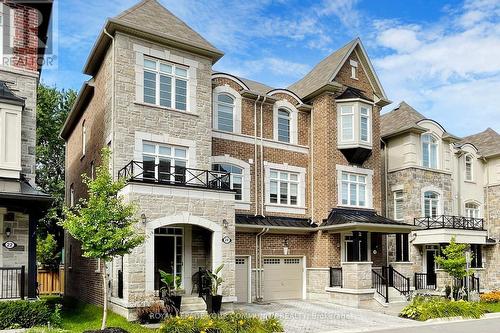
(413, 215, 487, 245)
(414, 215, 483, 230)
(118, 160, 233, 192)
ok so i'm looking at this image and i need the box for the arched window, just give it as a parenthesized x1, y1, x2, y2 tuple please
(422, 134, 438, 169)
(277, 108, 290, 143)
(423, 191, 440, 218)
(216, 93, 234, 132)
(465, 154, 473, 181)
(212, 163, 243, 200)
(465, 202, 480, 218)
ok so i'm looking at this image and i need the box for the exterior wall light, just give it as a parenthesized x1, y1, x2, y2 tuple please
(5, 227, 11, 238)
(141, 213, 147, 224)
(222, 219, 229, 228)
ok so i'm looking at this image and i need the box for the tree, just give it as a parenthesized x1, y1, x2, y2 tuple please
(435, 236, 473, 299)
(36, 84, 77, 248)
(60, 148, 145, 330)
(37, 233, 60, 271)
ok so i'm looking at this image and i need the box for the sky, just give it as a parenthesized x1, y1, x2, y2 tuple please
(41, 0, 500, 137)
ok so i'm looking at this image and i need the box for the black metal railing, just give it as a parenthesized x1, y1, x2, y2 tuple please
(0, 266, 25, 300)
(415, 272, 436, 290)
(414, 215, 483, 230)
(372, 269, 388, 303)
(329, 267, 342, 287)
(455, 274, 480, 292)
(388, 266, 410, 295)
(118, 160, 232, 191)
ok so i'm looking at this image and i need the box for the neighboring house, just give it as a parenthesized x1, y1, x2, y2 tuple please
(0, 0, 52, 300)
(61, 0, 486, 318)
(381, 102, 500, 291)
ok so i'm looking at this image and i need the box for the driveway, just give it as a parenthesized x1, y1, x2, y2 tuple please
(233, 299, 419, 333)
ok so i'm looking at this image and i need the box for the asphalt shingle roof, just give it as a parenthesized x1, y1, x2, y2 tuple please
(380, 101, 426, 138)
(459, 128, 500, 158)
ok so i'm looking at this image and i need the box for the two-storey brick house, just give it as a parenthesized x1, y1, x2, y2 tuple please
(0, 0, 52, 300)
(62, 0, 416, 317)
(381, 102, 500, 291)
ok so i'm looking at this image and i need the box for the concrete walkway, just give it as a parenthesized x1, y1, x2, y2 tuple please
(233, 300, 418, 333)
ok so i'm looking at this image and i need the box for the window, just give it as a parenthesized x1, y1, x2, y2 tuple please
(360, 106, 370, 142)
(344, 232, 368, 262)
(269, 170, 299, 206)
(143, 58, 188, 111)
(465, 202, 480, 218)
(423, 191, 440, 218)
(340, 171, 367, 207)
(465, 154, 473, 181)
(212, 163, 243, 200)
(277, 108, 291, 143)
(142, 142, 187, 183)
(350, 60, 358, 79)
(70, 184, 74, 207)
(394, 190, 404, 221)
(82, 121, 87, 156)
(216, 93, 234, 132)
(470, 244, 482, 268)
(422, 134, 438, 169)
(340, 105, 354, 141)
(395, 233, 409, 262)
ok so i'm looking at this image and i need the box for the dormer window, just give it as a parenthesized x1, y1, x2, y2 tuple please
(350, 60, 358, 79)
(422, 133, 438, 169)
(337, 102, 372, 149)
(465, 154, 473, 181)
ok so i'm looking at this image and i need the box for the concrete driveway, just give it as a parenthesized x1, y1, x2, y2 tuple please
(233, 299, 418, 333)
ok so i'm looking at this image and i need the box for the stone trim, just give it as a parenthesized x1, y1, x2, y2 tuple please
(273, 99, 299, 145)
(213, 85, 242, 134)
(336, 164, 374, 209)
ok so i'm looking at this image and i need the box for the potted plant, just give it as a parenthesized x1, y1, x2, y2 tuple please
(159, 270, 182, 313)
(206, 264, 224, 314)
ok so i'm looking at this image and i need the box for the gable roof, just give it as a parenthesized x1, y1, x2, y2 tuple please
(459, 128, 500, 158)
(287, 38, 387, 101)
(380, 101, 426, 138)
(84, 0, 223, 76)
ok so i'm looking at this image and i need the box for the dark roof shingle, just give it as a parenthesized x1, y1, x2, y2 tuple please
(459, 128, 500, 158)
(236, 215, 314, 228)
(322, 208, 409, 227)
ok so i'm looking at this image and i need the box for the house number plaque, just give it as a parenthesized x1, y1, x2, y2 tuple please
(222, 236, 232, 244)
(2, 241, 17, 249)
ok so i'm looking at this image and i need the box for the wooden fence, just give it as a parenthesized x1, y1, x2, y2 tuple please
(37, 266, 64, 295)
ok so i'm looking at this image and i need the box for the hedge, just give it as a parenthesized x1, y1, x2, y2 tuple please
(0, 299, 61, 329)
(400, 296, 485, 321)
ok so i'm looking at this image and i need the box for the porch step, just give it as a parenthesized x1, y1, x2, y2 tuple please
(180, 296, 207, 314)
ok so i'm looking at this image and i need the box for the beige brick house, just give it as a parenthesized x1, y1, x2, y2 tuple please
(381, 102, 500, 292)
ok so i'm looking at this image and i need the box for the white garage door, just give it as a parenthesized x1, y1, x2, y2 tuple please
(235, 257, 249, 303)
(263, 257, 303, 301)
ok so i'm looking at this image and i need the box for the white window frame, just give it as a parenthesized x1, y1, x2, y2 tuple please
(465, 154, 474, 181)
(141, 141, 188, 182)
(269, 169, 299, 206)
(213, 85, 242, 133)
(423, 191, 440, 218)
(70, 184, 74, 207)
(211, 155, 251, 210)
(336, 165, 373, 209)
(143, 57, 189, 111)
(421, 133, 439, 169)
(350, 60, 358, 79)
(360, 106, 370, 143)
(393, 190, 404, 221)
(212, 163, 243, 199)
(264, 162, 306, 214)
(465, 201, 480, 218)
(277, 108, 291, 143)
(337, 102, 372, 148)
(82, 120, 86, 156)
(273, 100, 298, 145)
(340, 104, 354, 141)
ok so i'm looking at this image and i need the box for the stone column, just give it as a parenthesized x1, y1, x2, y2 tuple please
(341, 262, 373, 289)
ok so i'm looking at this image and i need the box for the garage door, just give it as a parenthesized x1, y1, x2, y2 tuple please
(235, 257, 249, 303)
(263, 257, 303, 301)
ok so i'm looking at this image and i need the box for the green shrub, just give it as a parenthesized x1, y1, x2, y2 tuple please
(0, 299, 62, 329)
(400, 296, 485, 321)
(160, 313, 283, 333)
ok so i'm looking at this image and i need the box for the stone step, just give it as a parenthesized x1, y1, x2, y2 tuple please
(181, 296, 205, 305)
(180, 296, 207, 314)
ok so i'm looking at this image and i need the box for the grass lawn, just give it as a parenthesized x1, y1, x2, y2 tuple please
(28, 297, 156, 333)
(483, 302, 500, 313)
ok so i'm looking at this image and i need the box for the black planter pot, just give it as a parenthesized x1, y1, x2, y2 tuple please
(206, 295, 223, 314)
(171, 295, 182, 313)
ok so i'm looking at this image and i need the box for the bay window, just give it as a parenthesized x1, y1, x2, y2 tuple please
(142, 142, 187, 183)
(341, 171, 367, 207)
(337, 102, 372, 148)
(422, 133, 438, 169)
(340, 105, 354, 141)
(269, 170, 299, 206)
(143, 58, 188, 111)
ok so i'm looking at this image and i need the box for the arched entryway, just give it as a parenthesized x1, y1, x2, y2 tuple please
(145, 212, 223, 294)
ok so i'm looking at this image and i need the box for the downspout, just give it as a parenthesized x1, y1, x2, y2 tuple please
(260, 96, 267, 217)
(103, 29, 115, 178)
(254, 96, 261, 216)
(457, 151, 463, 216)
(482, 156, 490, 240)
(381, 138, 389, 266)
(254, 227, 268, 302)
(258, 227, 269, 302)
(310, 105, 315, 223)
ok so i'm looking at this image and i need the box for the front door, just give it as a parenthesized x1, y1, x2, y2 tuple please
(154, 227, 183, 290)
(426, 249, 437, 286)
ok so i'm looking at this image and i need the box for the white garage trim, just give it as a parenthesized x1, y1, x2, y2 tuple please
(235, 255, 252, 303)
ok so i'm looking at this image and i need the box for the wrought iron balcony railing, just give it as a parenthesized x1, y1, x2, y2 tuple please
(118, 160, 233, 191)
(414, 215, 484, 230)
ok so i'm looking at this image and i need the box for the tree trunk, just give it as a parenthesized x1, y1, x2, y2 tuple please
(101, 263, 108, 330)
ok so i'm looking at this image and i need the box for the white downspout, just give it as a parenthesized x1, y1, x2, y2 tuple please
(103, 29, 115, 178)
(381, 138, 389, 266)
(254, 96, 261, 216)
(483, 156, 490, 240)
(258, 227, 270, 302)
(260, 96, 267, 217)
(310, 106, 314, 223)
